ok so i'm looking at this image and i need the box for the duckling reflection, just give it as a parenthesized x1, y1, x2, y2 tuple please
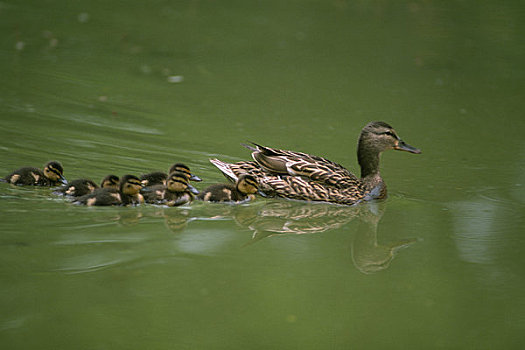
(96, 208, 145, 226)
(114, 208, 144, 226)
(163, 209, 195, 233)
(231, 200, 415, 274)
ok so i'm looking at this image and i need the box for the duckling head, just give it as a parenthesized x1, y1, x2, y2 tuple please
(236, 174, 258, 195)
(167, 171, 199, 194)
(43, 161, 67, 184)
(169, 163, 202, 182)
(120, 175, 143, 195)
(101, 175, 120, 189)
(359, 121, 421, 155)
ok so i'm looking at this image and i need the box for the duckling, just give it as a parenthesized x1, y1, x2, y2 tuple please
(55, 179, 98, 197)
(74, 175, 144, 206)
(140, 163, 202, 187)
(99, 174, 120, 190)
(142, 171, 199, 206)
(169, 163, 202, 182)
(140, 171, 168, 187)
(3, 161, 67, 186)
(197, 174, 258, 203)
(55, 175, 120, 198)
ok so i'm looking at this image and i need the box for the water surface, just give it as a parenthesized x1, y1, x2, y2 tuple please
(1, 1, 524, 349)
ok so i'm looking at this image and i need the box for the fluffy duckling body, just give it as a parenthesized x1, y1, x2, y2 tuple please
(3, 161, 67, 186)
(197, 174, 258, 203)
(140, 163, 202, 187)
(74, 175, 143, 206)
(55, 175, 119, 198)
(142, 171, 199, 206)
(56, 179, 98, 197)
(140, 171, 168, 187)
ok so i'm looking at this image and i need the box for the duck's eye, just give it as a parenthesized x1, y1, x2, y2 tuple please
(382, 131, 396, 137)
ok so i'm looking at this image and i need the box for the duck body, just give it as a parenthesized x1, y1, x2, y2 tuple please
(4, 161, 67, 186)
(74, 175, 143, 206)
(142, 171, 199, 206)
(210, 121, 420, 206)
(197, 174, 258, 203)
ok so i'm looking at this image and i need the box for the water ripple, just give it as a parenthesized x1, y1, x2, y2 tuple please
(63, 113, 163, 135)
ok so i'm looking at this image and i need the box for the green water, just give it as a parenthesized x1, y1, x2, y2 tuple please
(1, 1, 524, 349)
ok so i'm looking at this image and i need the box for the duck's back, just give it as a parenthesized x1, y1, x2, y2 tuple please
(140, 172, 168, 186)
(142, 184, 166, 204)
(250, 145, 358, 188)
(5, 167, 48, 186)
(198, 183, 245, 202)
(56, 179, 98, 197)
(75, 188, 121, 206)
(164, 190, 193, 206)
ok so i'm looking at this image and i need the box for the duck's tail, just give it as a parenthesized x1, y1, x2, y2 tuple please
(209, 159, 238, 182)
(241, 142, 258, 152)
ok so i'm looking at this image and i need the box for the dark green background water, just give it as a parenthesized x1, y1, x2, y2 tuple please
(1, 1, 524, 349)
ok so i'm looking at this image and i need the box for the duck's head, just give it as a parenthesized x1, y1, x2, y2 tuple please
(167, 171, 199, 194)
(101, 175, 120, 189)
(44, 161, 67, 184)
(359, 121, 421, 155)
(236, 174, 259, 195)
(169, 163, 202, 182)
(120, 175, 143, 195)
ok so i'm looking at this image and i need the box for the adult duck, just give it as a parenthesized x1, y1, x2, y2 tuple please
(209, 121, 420, 205)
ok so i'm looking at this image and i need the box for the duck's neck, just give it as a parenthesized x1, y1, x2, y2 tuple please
(357, 142, 386, 196)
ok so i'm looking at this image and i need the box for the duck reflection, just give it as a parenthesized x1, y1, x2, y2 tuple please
(351, 202, 416, 274)
(239, 201, 360, 236)
(231, 200, 415, 273)
(110, 199, 414, 273)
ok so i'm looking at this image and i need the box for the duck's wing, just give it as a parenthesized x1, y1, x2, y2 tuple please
(248, 143, 358, 188)
(259, 175, 365, 206)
